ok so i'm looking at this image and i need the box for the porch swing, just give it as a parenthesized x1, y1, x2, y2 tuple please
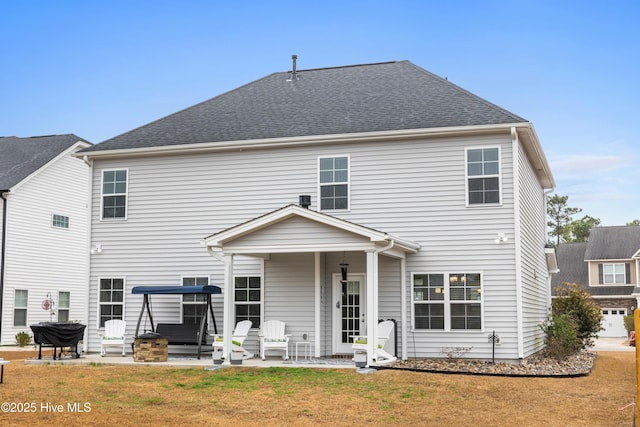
(131, 285, 222, 359)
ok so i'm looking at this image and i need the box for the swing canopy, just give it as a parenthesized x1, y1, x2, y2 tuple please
(131, 285, 222, 295)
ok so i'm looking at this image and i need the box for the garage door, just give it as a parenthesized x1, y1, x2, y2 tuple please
(600, 309, 627, 337)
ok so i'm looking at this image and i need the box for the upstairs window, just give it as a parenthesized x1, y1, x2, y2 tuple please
(319, 156, 349, 210)
(599, 263, 631, 285)
(101, 169, 128, 219)
(182, 276, 208, 325)
(466, 147, 500, 205)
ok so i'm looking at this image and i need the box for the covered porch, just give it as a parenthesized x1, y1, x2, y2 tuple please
(203, 204, 420, 366)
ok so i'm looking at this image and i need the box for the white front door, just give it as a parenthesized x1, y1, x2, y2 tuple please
(333, 274, 365, 354)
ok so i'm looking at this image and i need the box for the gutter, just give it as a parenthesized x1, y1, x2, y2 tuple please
(0, 190, 9, 337)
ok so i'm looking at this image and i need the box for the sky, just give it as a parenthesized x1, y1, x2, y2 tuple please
(1, 1, 638, 226)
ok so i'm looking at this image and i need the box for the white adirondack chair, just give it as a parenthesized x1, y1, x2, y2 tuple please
(211, 320, 253, 360)
(352, 320, 396, 364)
(101, 319, 127, 356)
(259, 320, 290, 360)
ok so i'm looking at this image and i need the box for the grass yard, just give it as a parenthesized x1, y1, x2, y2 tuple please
(0, 350, 636, 426)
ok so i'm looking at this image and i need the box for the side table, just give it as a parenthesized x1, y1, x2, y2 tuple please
(295, 341, 312, 361)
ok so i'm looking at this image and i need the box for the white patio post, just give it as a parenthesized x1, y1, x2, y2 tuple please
(365, 249, 379, 366)
(222, 253, 234, 365)
(314, 252, 321, 358)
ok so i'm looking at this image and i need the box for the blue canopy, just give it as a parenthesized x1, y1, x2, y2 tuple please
(131, 285, 222, 295)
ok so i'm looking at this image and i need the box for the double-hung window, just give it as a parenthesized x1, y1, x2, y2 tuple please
(412, 273, 483, 331)
(99, 278, 124, 327)
(182, 276, 208, 325)
(600, 263, 630, 285)
(413, 274, 445, 330)
(234, 276, 261, 328)
(14, 289, 28, 327)
(101, 169, 128, 219)
(449, 273, 482, 330)
(466, 147, 500, 205)
(58, 291, 70, 322)
(319, 156, 349, 210)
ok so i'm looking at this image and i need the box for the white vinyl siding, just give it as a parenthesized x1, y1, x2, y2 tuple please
(0, 142, 90, 345)
(85, 133, 530, 359)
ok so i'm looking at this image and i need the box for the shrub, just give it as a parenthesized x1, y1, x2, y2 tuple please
(624, 314, 634, 336)
(552, 283, 603, 349)
(15, 331, 31, 347)
(540, 313, 580, 360)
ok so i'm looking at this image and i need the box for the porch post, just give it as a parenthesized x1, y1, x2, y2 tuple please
(314, 252, 321, 358)
(222, 253, 234, 365)
(400, 256, 407, 360)
(365, 250, 379, 365)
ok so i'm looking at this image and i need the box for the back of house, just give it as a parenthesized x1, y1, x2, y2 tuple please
(78, 59, 556, 361)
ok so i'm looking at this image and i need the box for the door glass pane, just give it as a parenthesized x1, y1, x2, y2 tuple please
(341, 280, 360, 344)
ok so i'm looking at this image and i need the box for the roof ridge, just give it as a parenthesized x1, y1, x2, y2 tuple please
(403, 61, 527, 123)
(289, 60, 399, 73)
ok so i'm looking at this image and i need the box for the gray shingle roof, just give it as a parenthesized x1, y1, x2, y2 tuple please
(551, 242, 589, 294)
(584, 226, 640, 260)
(0, 134, 90, 190)
(83, 60, 527, 152)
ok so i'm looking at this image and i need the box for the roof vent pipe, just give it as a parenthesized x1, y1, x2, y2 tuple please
(287, 54, 299, 81)
(299, 195, 311, 209)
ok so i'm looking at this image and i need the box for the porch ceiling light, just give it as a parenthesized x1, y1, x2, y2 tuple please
(340, 262, 349, 284)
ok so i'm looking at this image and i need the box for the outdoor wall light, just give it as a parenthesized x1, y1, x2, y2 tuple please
(90, 244, 102, 254)
(340, 262, 349, 284)
(495, 233, 508, 243)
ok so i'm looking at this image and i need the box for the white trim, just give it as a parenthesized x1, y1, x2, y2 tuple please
(317, 154, 350, 212)
(314, 252, 321, 358)
(13, 288, 28, 327)
(465, 145, 502, 207)
(410, 272, 484, 332)
(99, 168, 129, 221)
(96, 277, 126, 329)
(512, 129, 524, 358)
(332, 272, 366, 354)
(204, 204, 420, 254)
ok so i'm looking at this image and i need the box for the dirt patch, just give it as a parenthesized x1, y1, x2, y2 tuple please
(0, 350, 636, 426)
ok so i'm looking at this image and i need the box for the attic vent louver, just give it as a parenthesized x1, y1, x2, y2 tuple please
(287, 54, 299, 81)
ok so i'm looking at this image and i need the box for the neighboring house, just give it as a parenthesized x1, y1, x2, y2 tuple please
(0, 134, 91, 345)
(552, 226, 640, 337)
(78, 60, 556, 363)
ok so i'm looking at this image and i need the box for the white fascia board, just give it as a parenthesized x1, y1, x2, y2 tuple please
(75, 123, 530, 160)
(513, 124, 555, 189)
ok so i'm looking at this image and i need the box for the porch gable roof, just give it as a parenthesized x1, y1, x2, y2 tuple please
(203, 204, 420, 255)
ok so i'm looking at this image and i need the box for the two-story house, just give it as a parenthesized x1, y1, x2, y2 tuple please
(77, 60, 556, 363)
(0, 134, 91, 345)
(552, 226, 640, 337)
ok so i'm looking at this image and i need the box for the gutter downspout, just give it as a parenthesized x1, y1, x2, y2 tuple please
(0, 190, 8, 339)
(511, 127, 525, 359)
(543, 187, 555, 314)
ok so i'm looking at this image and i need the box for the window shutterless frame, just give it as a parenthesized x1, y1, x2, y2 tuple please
(411, 272, 484, 332)
(182, 276, 209, 325)
(100, 168, 129, 220)
(318, 155, 350, 211)
(97, 277, 125, 328)
(465, 147, 501, 206)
